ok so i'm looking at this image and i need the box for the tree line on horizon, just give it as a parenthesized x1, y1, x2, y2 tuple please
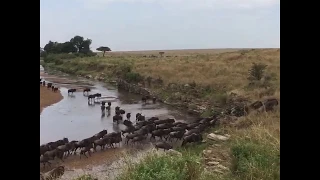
(40, 35, 112, 57)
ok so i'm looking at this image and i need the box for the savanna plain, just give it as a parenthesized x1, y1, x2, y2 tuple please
(41, 48, 280, 180)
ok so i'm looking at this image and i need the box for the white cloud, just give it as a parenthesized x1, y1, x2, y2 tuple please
(80, 0, 279, 10)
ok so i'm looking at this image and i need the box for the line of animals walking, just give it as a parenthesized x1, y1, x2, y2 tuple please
(40, 103, 219, 169)
(40, 78, 59, 92)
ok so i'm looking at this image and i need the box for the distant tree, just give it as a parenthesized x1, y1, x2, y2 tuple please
(80, 39, 92, 54)
(96, 46, 111, 57)
(43, 35, 94, 55)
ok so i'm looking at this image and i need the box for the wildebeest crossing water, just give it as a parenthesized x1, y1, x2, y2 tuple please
(40, 66, 220, 180)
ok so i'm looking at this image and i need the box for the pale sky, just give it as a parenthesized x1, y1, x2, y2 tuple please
(40, 0, 280, 51)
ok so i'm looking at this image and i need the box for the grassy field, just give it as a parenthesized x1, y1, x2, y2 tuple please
(42, 48, 280, 180)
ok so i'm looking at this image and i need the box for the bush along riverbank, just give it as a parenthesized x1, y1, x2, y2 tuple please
(42, 49, 280, 180)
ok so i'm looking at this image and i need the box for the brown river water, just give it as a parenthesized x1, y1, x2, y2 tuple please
(40, 65, 196, 179)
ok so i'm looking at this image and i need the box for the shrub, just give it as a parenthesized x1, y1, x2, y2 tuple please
(125, 72, 143, 83)
(248, 63, 267, 81)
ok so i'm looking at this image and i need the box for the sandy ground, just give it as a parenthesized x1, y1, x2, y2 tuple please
(40, 85, 63, 114)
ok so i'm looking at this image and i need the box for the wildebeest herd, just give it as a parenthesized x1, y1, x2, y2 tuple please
(40, 78, 59, 92)
(40, 101, 219, 169)
(40, 77, 218, 172)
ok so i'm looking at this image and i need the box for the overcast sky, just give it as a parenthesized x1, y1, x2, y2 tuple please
(40, 0, 280, 51)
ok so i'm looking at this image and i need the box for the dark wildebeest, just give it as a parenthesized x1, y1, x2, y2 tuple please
(184, 128, 201, 137)
(53, 87, 58, 92)
(126, 113, 131, 120)
(73, 137, 95, 153)
(155, 142, 173, 151)
(88, 94, 96, 102)
(123, 120, 133, 127)
(79, 143, 93, 159)
(125, 133, 141, 145)
(108, 102, 111, 107)
(113, 115, 122, 124)
(150, 129, 166, 140)
(40, 155, 51, 168)
(106, 105, 111, 112)
(156, 123, 174, 130)
(121, 126, 136, 136)
(93, 138, 109, 151)
(169, 130, 186, 141)
(40, 144, 50, 156)
(93, 129, 108, 139)
(119, 109, 125, 115)
(136, 114, 146, 122)
(83, 88, 91, 95)
(131, 135, 147, 145)
(152, 97, 157, 104)
(101, 105, 106, 112)
(115, 106, 120, 112)
(263, 98, 279, 111)
(40, 81, 43, 85)
(43, 149, 65, 162)
(181, 133, 203, 146)
(68, 88, 76, 94)
(154, 118, 175, 125)
(51, 85, 55, 91)
(186, 123, 199, 130)
(42, 81, 46, 86)
(47, 138, 69, 150)
(148, 117, 159, 122)
(141, 96, 147, 103)
(47, 83, 53, 89)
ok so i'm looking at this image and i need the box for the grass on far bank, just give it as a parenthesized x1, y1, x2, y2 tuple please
(43, 49, 280, 180)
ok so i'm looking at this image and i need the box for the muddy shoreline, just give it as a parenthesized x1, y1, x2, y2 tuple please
(40, 72, 63, 114)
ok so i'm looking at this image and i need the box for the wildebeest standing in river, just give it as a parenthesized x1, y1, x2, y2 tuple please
(83, 88, 91, 96)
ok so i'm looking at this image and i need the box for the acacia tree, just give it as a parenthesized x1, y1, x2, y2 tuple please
(96, 46, 111, 57)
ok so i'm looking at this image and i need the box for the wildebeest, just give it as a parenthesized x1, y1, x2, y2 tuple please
(68, 88, 76, 94)
(101, 105, 105, 112)
(141, 96, 147, 103)
(181, 133, 203, 146)
(53, 87, 58, 92)
(83, 88, 91, 95)
(168, 130, 185, 141)
(47, 83, 53, 89)
(108, 102, 111, 106)
(123, 120, 133, 127)
(152, 97, 157, 104)
(113, 115, 122, 124)
(119, 109, 125, 115)
(42, 81, 46, 86)
(79, 143, 93, 159)
(51, 86, 55, 91)
(40, 155, 51, 168)
(126, 113, 131, 120)
(155, 142, 173, 151)
(154, 118, 175, 125)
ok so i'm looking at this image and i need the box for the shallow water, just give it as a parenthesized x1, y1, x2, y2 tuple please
(40, 65, 195, 176)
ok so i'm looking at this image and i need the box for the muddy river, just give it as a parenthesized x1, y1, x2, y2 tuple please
(40, 65, 196, 179)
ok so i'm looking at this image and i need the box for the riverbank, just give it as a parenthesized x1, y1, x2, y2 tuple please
(42, 48, 280, 180)
(40, 85, 63, 114)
